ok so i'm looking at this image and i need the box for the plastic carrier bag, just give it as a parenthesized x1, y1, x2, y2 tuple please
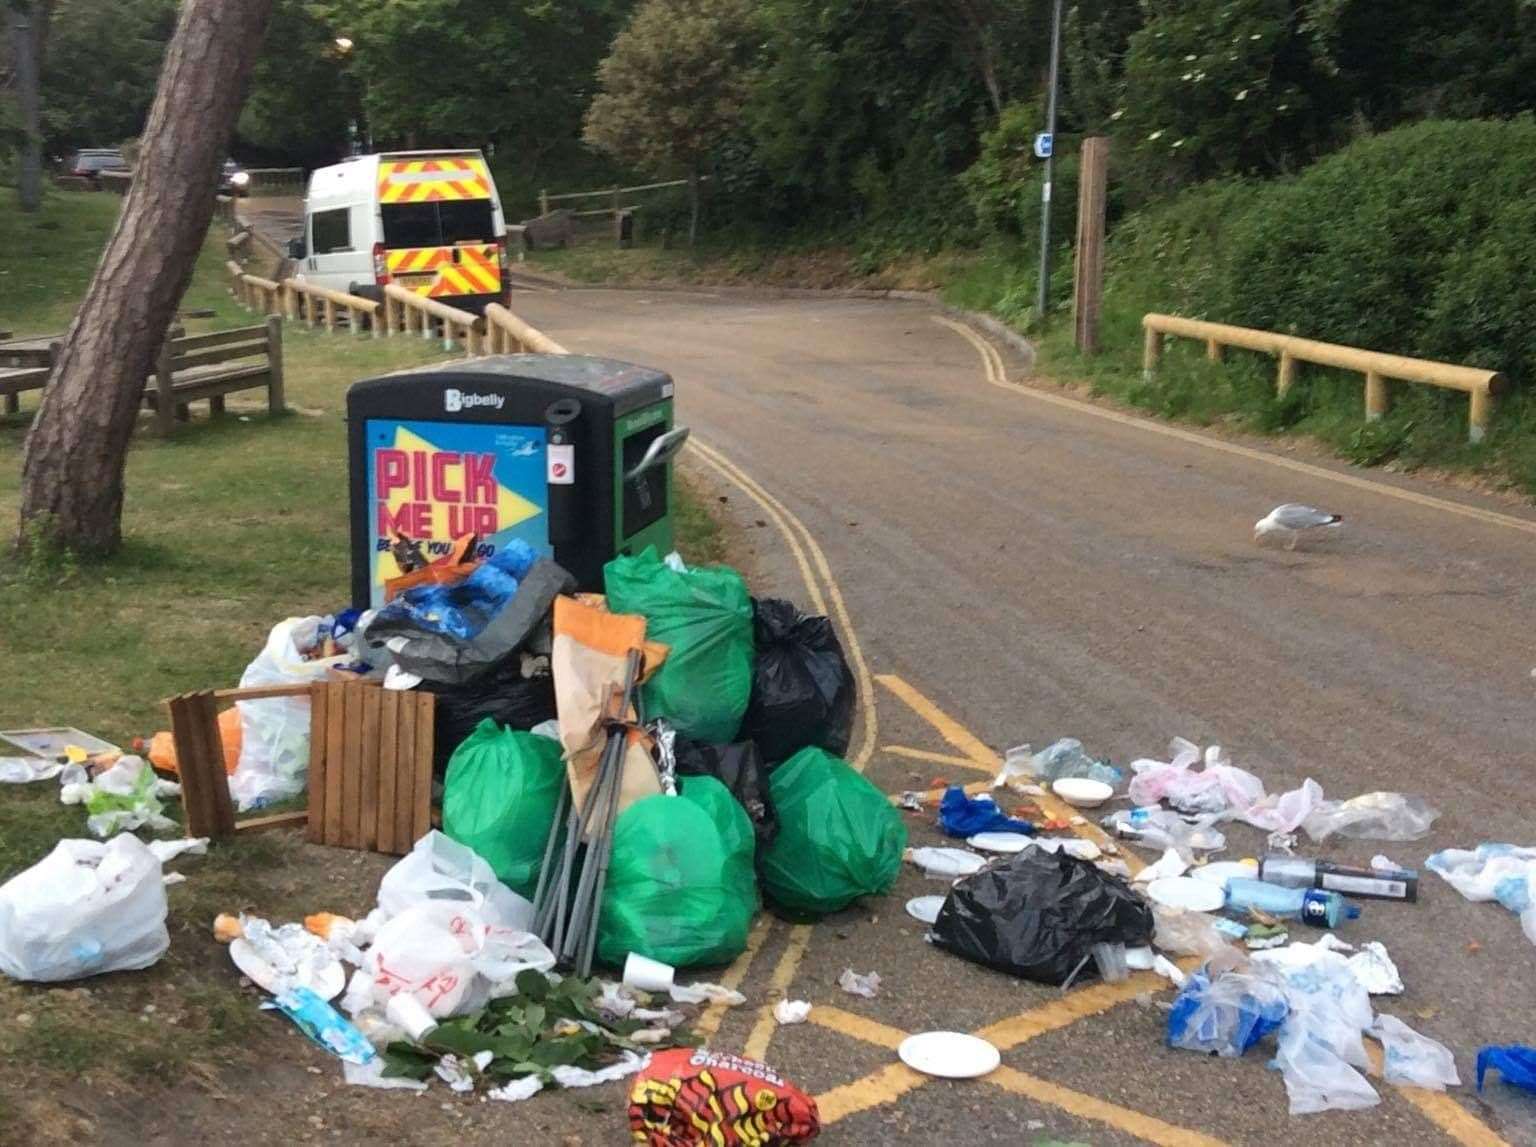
(597, 788, 753, 969)
(0, 835, 169, 982)
(759, 748, 906, 914)
(604, 548, 754, 744)
(377, 831, 533, 933)
(230, 616, 347, 811)
(741, 598, 854, 764)
(443, 720, 566, 899)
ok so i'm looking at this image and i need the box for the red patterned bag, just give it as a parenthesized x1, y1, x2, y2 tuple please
(629, 1048, 820, 1145)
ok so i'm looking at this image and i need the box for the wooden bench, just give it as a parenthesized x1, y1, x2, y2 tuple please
(144, 316, 286, 434)
(0, 338, 57, 416)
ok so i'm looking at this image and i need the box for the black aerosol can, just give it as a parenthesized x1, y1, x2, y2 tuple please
(1259, 855, 1419, 902)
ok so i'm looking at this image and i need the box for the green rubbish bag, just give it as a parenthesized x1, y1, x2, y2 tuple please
(442, 719, 565, 899)
(604, 547, 754, 743)
(597, 789, 752, 969)
(679, 773, 759, 933)
(760, 747, 907, 915)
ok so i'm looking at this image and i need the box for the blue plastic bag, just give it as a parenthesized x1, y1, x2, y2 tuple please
(938, 786, 1035, 838)
(1166, 969, 1288, 1057)
(1477, 1045, 1536, 1093)
(266, 986, 376, 1065)
(381, 540, 539, 641)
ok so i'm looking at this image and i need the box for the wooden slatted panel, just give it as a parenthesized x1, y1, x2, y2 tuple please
(359, 686, 382, 851)
(394, 692, 418, 852)
(411, 693, 435, 843)
(376, 689, 400, 854)
(172, 326, 267, 353)
(340, 682, 364, 848)
(306, 684, 328, 843)
(324, 680, 346, 845)
(175, 691, 236, 838)
(168, 695, 211, 837)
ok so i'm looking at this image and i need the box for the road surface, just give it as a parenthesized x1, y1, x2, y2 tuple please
(499, 286, 1536, 1147)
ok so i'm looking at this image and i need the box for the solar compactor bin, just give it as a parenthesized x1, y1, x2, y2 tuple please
(347, 354, 689, 607)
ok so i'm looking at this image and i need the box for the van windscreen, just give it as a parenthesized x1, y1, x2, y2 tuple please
(382, 200, 495, 248)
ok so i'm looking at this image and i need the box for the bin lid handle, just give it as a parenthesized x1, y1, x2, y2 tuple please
(625, 425, 690, 483)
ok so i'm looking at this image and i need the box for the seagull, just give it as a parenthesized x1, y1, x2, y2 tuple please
(1254, 503, 1344, 550)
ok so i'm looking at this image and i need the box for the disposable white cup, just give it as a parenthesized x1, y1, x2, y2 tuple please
(622, 952, 676, 993)
(386, 992, 440, 1041)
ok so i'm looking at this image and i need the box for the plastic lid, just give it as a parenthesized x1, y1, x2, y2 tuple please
(1346, 904, 1362, 919)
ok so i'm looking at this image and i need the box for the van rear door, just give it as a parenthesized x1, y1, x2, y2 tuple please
(377, 156, 502, 300)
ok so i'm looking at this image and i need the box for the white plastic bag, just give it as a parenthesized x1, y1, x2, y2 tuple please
(1371, 1014, 1459, 1090)
(377, 831, 533, 931)
(1427, 843, 1536, 947)
(1268, 949, 1379, 1115)
(1127, 739, 1266, 817)
(229, 617, 347, 811)
(1303, 792, 1438, 842)
(0, 835, 168, 982)
(1239, 778, 1325, 834)
(59, 756, 180, 837)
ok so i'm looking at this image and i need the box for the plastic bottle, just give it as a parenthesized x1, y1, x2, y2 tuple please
(1225, 878, 1361, 928)
(1258, 855, 1418, 902)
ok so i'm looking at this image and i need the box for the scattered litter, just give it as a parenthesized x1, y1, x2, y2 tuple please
(1190, 860, 1257, 890)
(1052, 777, 1114, 809)
(0, 726, 119, 760)
(838, 968, 881, 998)
(1127, 738, 1263, 816)
(898, 791, 926, 811)
(1303, 792, 1439, 842)
(146, 837, 208, 865)
(905, 895, 946, 925)
(229, 915, 347, 1000)
(1267, 831, 1298, 855)
(1259, 854, 1418, 902)
(1226, 878, 1359, 928)
(1166, 966, 1288, 1057)
(668, 981, 745, 1007)
(932, 848, 1152, 985)
(1372, 1014, 1458, 1090)
(1091, 941, 1129, 982)
(1125, 946, 1155, 970)
(1153, 955, 1187, 987)
(629, 1049, 820, 1145)
(1244, 923, 1289, 950)
(940, 785, 1035, 838)
(774, 999, 812, 1025)
(1240, 778, 1325, 835)
(1371, 854, 1400, 871)
(908, 846, 986, 878)
(1152, 905, 1232, 959)
(1427, 844, 1536, 946)
(1132, 847, 1189, 884)
(968, 831, 1032, 853)
(265, 986, 376, 1065)
(1476, 1045, 1536, 1094)
(1018, 738, 1122, 788)
(1145, 876, 1225, 914)
(897, 1031, 1000, 1079)
(343, 1056, 429, 1092)
(0, 756, 67, 784)
(0, 835, 168, 982)
(59, 756, 180, 836)
(1269, 948, 1380, 1114)
(1347, 942, 1404, 996)
(624, 952, 676, 993)
(1103, 806, 1226, 858)
(1031, 837, 1102, 861)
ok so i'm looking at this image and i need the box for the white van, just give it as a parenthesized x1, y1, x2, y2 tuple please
(288, 150, 509, 313)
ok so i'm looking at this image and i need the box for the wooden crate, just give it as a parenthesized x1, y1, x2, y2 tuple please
(162, 681, 434, 854)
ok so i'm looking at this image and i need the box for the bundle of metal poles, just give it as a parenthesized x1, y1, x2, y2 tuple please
(531, 648, 642, 978)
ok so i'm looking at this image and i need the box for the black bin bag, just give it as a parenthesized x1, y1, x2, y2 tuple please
(931, 848, 1154, 985)
(741, 598, 855, 763)
(422, 652, 556, 774)
(674, 738, 778, 851)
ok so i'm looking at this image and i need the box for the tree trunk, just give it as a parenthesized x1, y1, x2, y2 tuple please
(10, 5, 42, 212)
(687, 168, 700, 248)
(18, 0, 274, 556)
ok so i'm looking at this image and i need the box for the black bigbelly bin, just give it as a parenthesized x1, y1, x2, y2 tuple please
(347, 354, 688, 607)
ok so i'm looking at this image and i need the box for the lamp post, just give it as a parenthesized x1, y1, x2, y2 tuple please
(1035, 0, 1064, 323)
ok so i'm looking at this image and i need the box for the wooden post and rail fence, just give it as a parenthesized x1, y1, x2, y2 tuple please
(535, 176, 710, 247)
(225, 261, 568, 357)
(1141, 313, 1507, 443)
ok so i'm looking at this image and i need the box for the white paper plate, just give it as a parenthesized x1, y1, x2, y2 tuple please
(1145, 876, 1226, 914)
(898, 1031, 1001, 1079)
(909, 847, 986, 877)
(1190, 861, 1257, 890)
(905, 895, 946, 925)
(967, 831, 1032, 853)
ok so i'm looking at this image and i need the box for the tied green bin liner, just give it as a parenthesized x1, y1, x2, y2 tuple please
(760, 748, 907, 914)
(604, 547, 754, 743)
(442, 719, 565, 899)
(597, 780, 756, 969)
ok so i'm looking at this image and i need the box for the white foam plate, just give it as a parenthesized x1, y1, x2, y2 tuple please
(909, 847, 986, 877)
(898, 1031, 1001, 1079)
(1052, 777, 1115, 808)
(1145, 876, 1226, 914)
(905, 895, 946, 925)
(1191, 861, 1257, 891)
(967, 831, 1032, 853)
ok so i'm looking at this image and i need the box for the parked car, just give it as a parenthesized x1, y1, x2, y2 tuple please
(219, 158, 250, 197)
(65, 148, 129, 185)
